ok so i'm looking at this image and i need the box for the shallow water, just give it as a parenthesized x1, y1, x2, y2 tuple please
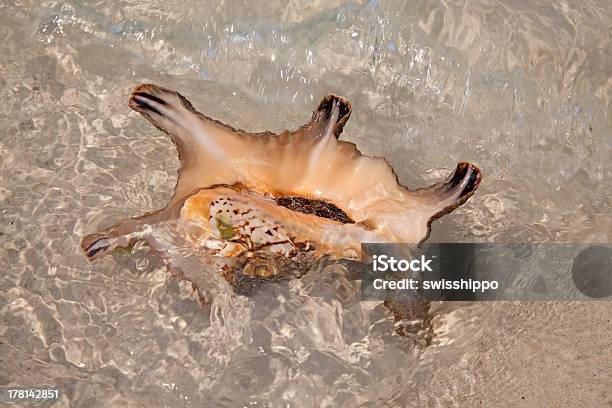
(1, 0, 611, 406)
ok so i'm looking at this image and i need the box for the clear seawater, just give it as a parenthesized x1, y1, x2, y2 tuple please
(0, 0, 611, 406)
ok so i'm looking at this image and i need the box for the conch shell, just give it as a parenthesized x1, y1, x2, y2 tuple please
(82, 84, 481, 292)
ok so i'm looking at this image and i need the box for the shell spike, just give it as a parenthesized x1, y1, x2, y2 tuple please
(310, 94, 352, 139)
(417, 162, 482, 219)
